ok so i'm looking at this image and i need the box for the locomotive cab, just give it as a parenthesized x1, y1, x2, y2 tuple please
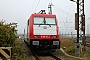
(27, 10, 60, 52)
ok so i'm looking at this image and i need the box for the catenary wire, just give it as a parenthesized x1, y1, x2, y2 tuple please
(34, 0, 40, 13)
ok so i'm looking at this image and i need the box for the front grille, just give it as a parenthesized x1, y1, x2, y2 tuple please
(39, 41, 52, 45)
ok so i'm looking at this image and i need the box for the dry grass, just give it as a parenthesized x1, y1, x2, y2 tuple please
(59, 38, 90, 60)
(60, 38, 75, 48)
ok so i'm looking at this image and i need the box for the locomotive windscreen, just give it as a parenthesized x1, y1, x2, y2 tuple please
(34, 17, 56, 25)
(33, 17, 57, 35)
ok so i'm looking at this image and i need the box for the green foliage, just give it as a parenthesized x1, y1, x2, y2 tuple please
(0, 20, 17, 47)
(12, 39, 27, 60)
(12, 40, 23, 54)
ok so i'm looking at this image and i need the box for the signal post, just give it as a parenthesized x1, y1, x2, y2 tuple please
(70, 0, 85, 56)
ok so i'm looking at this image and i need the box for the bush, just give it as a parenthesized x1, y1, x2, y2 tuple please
(0, 20, 17, 47)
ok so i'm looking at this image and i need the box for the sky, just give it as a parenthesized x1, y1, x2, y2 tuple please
(0, 0, 90, 34)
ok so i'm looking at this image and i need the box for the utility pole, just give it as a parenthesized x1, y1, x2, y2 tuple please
(70, 0, 85, 56)
(24, 29, 25, 40)
(80, 0, 86, 51)
(82, 0, 86, 46)
(48, 3, 53, 14)
(76, 0, 81, 56)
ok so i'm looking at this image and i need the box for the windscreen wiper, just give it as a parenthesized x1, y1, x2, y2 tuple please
(38, 22, 51, 27)
(38, 18, 51, 27)
(38, 22, 43, 27)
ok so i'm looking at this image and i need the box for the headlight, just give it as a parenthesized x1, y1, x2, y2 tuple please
(34, 36, 38, 38)
(53, 41, 59, 45)
(33, 41, 39, 45)
(52, 36, 56, 38)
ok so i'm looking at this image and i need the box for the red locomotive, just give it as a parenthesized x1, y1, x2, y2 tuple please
(27, 10, 60, 52)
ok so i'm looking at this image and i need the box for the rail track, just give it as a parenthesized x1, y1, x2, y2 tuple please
(86, 42, 90, 47)
(49, 52, 61, 60)
(24, 40, 62, 60)
(31, 52, 62, 60)
(32, 52, 42, 60)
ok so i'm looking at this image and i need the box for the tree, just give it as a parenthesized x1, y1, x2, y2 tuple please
(0, 20, 17, 47)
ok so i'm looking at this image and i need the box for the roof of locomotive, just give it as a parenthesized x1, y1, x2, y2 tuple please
(30, 13, 56, 18)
